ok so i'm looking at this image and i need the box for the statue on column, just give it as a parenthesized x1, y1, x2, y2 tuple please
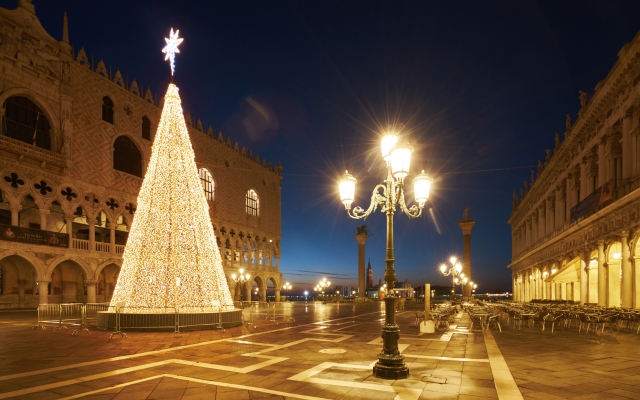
(356, 225, 369, 235)
(462, 206, 470, 221)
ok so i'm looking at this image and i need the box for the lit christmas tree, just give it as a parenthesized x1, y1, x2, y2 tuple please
(109, 30, 233, 313)
(109, 82, 233, 312)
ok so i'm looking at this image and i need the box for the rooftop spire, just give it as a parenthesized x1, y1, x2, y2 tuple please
(62, 12, 69, 43)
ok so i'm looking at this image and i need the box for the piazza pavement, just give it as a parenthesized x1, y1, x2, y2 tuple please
(1, 301, 640, 399)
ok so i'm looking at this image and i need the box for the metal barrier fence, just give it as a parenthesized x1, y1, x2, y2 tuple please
(34, 302, 111, 335)
(267, 302, 296, 325)
(34, 304, 63, 331)
(241, 301, 260, 328)
(35, 302, 244, 339)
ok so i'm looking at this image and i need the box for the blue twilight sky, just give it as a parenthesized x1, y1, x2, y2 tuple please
(9, 0, 640, 293)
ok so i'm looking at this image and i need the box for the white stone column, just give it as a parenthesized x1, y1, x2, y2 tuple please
(512, 276, 517, 301)
(275, 289, 281, 302)
(550, 281, 556, 300)
(608, 259, 620, 307)
(86, 280, 97, 303)
(598, 136, 608, 186)
(65, 216, 73, 249)
(10, 205, 21, 226)
(565, 178, 572, 220)
(260, 287, 267, 302)
(245, 284, 252, 302)
(38, 280, 50, 305)
(560, 283, 566, 300)
(597, 240, 606, 306)
(580, 159, 588, 201)
(580, 250, 588, 304)
(623, 110, 633, 179)
(634, 255, 640, 309)
(38, 209, 50, 231)
(546, 200, 553, 234)
(108, 222, 117, 254)
(621, 231, 632, 309)
(588, 259, 599, 304)
(88, 216, 95, 252)
(539, 206, 546, 241)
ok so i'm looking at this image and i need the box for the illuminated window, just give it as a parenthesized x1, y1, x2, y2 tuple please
(113, 136, 142, 177)
(102, 96, 114, 123)
(2, 96, 51, 150)
(199, 168, 214, 201)
(246, 189, 259, 216)
(141, 116, 151, 140)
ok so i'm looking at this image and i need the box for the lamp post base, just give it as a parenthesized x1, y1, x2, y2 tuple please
(373, 297, 409, 379)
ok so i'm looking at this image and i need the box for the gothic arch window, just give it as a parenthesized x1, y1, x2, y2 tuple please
(102, 96, 114, 123)
(2, 96, 51, 150)
(246, 189, 259, 216)
(113, 136, 142, 177)
(141, 116, 151, 140)
(198, 168, 214, 201)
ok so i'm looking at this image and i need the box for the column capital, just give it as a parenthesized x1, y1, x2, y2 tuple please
(38, 209, 50, 216)
(107, 222, 118, 230)
(620, 230, 630, 240)
(85, 280, 98, 286)
(354, 234, 369, 244)
(457, 220, 475, 235)
(10, 204, 22, 213)
(37, 279, 50, 285)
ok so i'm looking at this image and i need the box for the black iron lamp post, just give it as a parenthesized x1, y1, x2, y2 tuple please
(338, 132, 432, 380)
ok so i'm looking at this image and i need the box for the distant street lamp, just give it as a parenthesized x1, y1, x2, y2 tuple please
(440, 257, 464, 303)
(282, 281, 292, 301)
(316, 278, 331, 303)
(338, 131, 432, 380)
(231, 268, 250, 302)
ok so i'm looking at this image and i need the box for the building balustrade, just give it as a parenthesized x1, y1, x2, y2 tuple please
(513, 175, 640, 260)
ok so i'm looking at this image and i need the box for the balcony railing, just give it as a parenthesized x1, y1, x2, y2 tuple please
(0, 224, 68, 248)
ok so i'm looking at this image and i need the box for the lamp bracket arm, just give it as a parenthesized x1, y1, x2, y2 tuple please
(346, 183, 386, 219)
(398, 190, 423, 218)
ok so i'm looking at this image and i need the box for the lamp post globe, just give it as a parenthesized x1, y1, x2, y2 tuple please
(337, 131, 431, 380)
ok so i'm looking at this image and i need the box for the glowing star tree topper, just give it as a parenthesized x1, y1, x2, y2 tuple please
(162, 28, 183, 76)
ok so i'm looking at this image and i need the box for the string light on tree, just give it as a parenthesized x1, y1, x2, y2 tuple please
(109, 30, 233, 313)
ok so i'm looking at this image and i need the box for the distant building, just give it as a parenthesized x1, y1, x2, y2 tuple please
(366, 279, 414, 299)
(508, 30, 640, 308)
(0, 1, 282, 308)
(366, 258, 373, 288)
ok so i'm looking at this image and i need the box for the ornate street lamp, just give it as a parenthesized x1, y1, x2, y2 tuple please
(338, 132, 432, 380)
(231, 268, 251, 303)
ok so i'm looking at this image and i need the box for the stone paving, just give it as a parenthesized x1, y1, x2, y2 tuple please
(1, 302, 639, 399)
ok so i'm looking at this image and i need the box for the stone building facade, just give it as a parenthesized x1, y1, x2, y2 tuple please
(0, 0, 283, 308)
(508, 30, 640, 308)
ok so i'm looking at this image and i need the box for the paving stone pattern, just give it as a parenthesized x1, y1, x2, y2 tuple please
(3, 303, 636, 399)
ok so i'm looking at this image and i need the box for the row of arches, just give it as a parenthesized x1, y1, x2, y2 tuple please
(0, 253, 282, 307)
(513, 230, 640, 308)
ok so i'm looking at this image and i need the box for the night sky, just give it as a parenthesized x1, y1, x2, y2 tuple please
(10, 0, 640, 293)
